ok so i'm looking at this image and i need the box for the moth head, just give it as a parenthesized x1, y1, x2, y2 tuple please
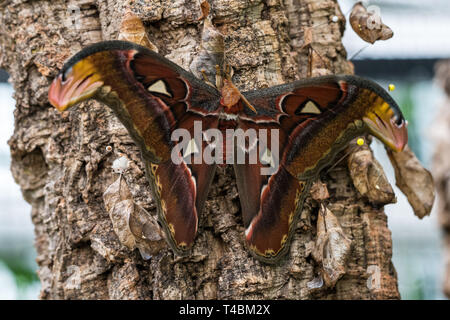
(220, 79, 242, 109)
(220, 79, 257, 114)
(48, 55, 104, 111)
(362, 95, 408, 152)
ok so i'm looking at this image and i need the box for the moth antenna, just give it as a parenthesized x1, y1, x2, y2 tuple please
(198, 67, 219, 88)
(200, 68, 210, 83)
(228, 64, 234, 78)
(215, 64, 223, 89)
(239, 92, 257, 114)
(225, 63, 232, 80)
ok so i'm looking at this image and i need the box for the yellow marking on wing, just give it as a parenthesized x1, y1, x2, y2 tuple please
(168, 222, 175, 236)
(133, 123, 156, 155)
(288, 211, 295, 225)
(150, 163, 159, 176)
(156, 178, 163, 193)
(149, 164, 163, 193)
(280, 234, 288, 246)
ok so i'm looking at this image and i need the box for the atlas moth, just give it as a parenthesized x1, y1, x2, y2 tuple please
(48, 9, 407, 263)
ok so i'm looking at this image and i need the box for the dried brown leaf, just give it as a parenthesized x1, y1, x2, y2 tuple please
(348, 142, 396, 205)
(301, 27, 313, 50)
(103, 177, 135, 249)
(312, 205, 352, 288)
(103, 177, 166, 260)
(118, 10, 159, 52)
(189, 13, 224, 87)
(388, 145, 435, 219)
(310, 181, 329, 201)
(350, 2, 393, 44)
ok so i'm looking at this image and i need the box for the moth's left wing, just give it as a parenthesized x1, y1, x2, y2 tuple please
(48, 40, 221, 255)
(237, 75, 408, 263)
(49, 40, 221, 163)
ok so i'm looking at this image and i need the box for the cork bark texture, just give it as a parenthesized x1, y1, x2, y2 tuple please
(0, 0, 399, 299)
(432, 60, 450, 298)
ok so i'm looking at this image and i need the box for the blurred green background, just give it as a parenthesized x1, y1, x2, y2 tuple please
(0, 0, 449, 299)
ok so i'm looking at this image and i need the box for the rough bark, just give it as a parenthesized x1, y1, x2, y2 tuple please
(432, 60, 450, 298)
(0, 0, 399, 299)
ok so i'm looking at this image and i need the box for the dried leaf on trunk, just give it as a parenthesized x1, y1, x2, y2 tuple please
(301, 27, 313, 50)
(312, 205, 352, 288)
(103, 177, 166, 260)
(118, 10, 159, 52)
(350, 2, 393, 44)
(189, 9, 225, 87)
(348, 141, 396, 205)
(310, 180, 329, 201)
(387, 144, 435, 219)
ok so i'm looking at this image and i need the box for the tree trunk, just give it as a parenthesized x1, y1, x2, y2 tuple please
(0, 0, 400, 299)
(432, 60, 450, 298)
